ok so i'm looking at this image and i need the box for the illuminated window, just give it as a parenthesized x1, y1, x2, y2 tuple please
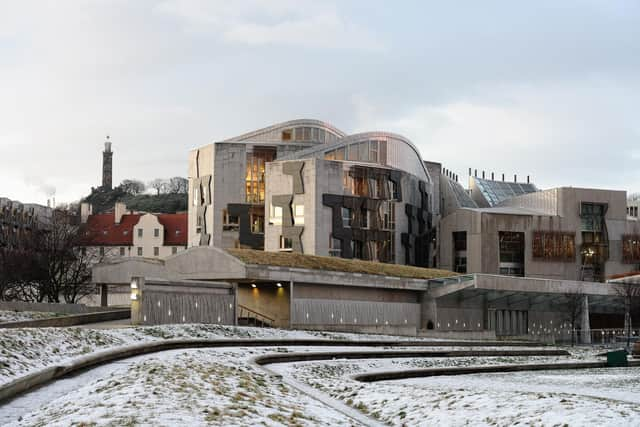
(622, 235, 640, 263)
(532, 231, 575, 261)
(245, 149, 275, 204)
(282, 129, 292, 141)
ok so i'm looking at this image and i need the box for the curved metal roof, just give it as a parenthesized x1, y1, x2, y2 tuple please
(224, 119, 346, 142)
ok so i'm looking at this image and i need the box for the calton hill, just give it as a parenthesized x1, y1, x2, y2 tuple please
(82, 177, 188, 214)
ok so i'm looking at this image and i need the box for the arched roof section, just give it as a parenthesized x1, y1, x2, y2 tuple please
(223, 119, 346, 144)
(283, 131, 432, 183)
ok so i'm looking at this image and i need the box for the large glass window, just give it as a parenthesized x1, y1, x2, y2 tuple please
(222, 209, 240, 231)
(269, 205, 283, 225)
(342, 207, 352, 228)
(499, 231, 525, 276)
(329, 234, 341, 257)
(279, 235, 292, 251)
(246, 149, 275, 204)
(532, 231, 575, 261)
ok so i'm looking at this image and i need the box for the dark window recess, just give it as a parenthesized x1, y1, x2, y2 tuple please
(279, 235, 292, 251)
(453, 231, 467, 273)
(499, 231, 525, 277)
(351, 240, 364, 259)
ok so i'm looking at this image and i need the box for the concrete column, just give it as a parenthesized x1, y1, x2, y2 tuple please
(580, 296, 591, 344)
(419, 291, 438, 330)
(497, 310, 503, 335)
(482, 296, 489, 329)
(289, 280, 294, 329)
(100, 284, 108, 307)
(233, 283, 238, 326)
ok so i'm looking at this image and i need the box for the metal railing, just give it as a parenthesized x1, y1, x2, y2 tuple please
(525, 328, 640, 345)
(237, 304, 275, 328)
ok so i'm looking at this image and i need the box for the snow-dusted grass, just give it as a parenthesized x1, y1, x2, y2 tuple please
(0, 311, 62, 323)
(0, 323, 435, 387)
(8, 348, 353, 427)
(272, 349, 640, 426)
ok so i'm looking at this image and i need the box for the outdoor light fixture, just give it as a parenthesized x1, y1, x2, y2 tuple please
(276, 282, 282, 287)
(251, 283, 257, 288)
(130, 280, 138, 289)
(130, 292, 138, 301)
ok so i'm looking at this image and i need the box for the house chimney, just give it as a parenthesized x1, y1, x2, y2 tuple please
(491, 172, 494, 180)
(514, 174, 517, 183)
(114, 202, 127, 224)
(502, 173, 505, 181)
(474, 169, 477, 177)
(468, 168, 472, 176)
(482, 171, 485, 179)
(80, 203, 93, 224)
(527, 175, 530, 184)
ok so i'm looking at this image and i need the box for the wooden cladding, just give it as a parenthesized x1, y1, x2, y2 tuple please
(532, 231, 575, 261)
(622, 235, 640, 264)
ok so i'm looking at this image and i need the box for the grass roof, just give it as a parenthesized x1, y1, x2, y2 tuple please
(226, 249, 456, 280)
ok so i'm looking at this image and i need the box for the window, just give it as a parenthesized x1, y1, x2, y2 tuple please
(351, 240, 364, 259)
(120, 247, 125, 256)
(137, 247, 143, 256)
(99, 247, 105, 256)
(499, 232, 525, 277)
(245, 149, 275, 204)
(360, 208, 369, 229)
(381, 201, 395, 230)
(172, 246, 178, 255)
(154, 228, 159, 237)
(293, 204, 304, 225)
(250, 210, 264, 234)
(279, 235, 292, 251)
(358, 141, 369, 162)
(369, 140, 379, 163)
(622, 235, 640, 263)
(137, 228, 143, 238)
(532, 231, 575, 261)
(453, 231, 467, 273)
(329, 234, 341, 257)
(270, 205, 283, 225)
(312, 127, 319, 141)
(282, 129, 292, 141)
(348, 143, 358, 161)
(223, 209, 240, 231)
(342, 207, 352, 228)
(153, 247, 159, 256)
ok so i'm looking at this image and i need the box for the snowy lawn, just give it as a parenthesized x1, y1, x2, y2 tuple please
(7, 348, 355, 427)
(0, 323, 446, 387)
(272, 352, 640, 426)
(0, 311, 63, 323)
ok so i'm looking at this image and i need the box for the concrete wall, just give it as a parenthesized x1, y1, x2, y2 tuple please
(0, 301, 110, 314)
(131, 278, 235, 326)
(439, 186, 640, 280)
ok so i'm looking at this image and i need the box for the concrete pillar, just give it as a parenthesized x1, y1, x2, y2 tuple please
(100, 284, 108, 307)
(497, 310, 503, 335)
(289, 281, 294, 329)
(580, 296, 591, 344)
(419, 291, 438, 330)
(233, 283, 238, 326)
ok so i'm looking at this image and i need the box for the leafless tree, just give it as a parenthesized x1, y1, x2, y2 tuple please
(168, 177, 188, 194)
(149, 178, 169, 195)
(614, 280, 640, 349)
(120, 179, 146, 195)
(563, 289, 585, 346)
(39, 209, 100, 303)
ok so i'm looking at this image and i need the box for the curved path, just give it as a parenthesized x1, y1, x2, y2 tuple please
(0, 339, 554, 426)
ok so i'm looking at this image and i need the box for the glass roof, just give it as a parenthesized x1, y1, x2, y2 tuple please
(474, 177, 538, 206)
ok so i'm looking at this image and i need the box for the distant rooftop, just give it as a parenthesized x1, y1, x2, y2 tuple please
(226, 249, 456, 280)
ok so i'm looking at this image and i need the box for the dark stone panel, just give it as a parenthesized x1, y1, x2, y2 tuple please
(228, 203, 264, 249)
(322, 194, 353, 258)
(400, 179, 434, 267)
(282, 225, 305, 253)
(272, 195, 294, 227)
(282, 161, 305, 194)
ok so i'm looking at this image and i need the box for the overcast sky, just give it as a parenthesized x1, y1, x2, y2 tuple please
(1, 0, 639, 205)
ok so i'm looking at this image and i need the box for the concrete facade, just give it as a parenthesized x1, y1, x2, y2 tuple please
(92, 247, 630, 340)
(188, 119, 438, 268)
(439, 187, 640, 282)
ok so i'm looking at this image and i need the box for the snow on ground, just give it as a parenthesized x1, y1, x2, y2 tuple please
(272, 353, 640, 426)
(0, 311, 62, 323)
(7, 348, 356, 427)
(0, 323, 448, 387)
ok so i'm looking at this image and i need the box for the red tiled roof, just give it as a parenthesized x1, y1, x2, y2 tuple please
(81, 213, 142, 246)
(157, 213, 188, 246)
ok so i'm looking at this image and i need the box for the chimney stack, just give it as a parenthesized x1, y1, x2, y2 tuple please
(514, 174, 517, 183)
(474, 169, 477, 177)
(502, 173, 505, 182)
(482, 171, 485, 179)
(491, 172, 495, 180)
(527, 175, 530, 184)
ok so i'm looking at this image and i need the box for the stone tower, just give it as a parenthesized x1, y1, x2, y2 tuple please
(102, 137, 113, 190)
